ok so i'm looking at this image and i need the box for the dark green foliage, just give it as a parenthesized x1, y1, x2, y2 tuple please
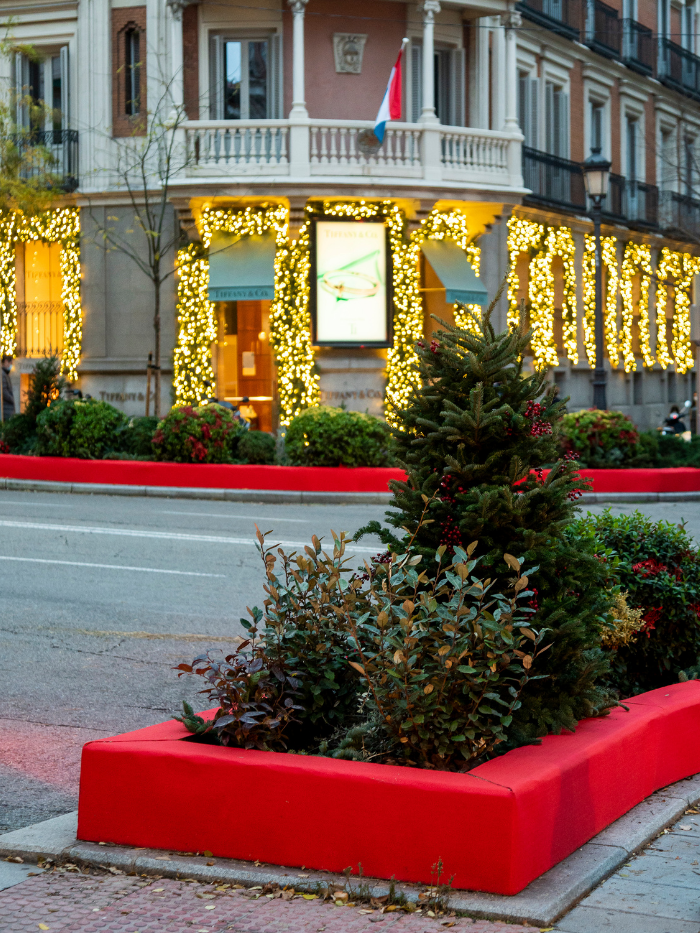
(1, 354, 66, 453)
(285, 406, 394, 467)
(175, 632, 303, 751)
(568, 510, 700, 696)
(238, 430, 276, 464)
(152, 404, 246, 463)
(113, 416, 159, 458)
(36, 399, 128, 459)
(357, 309, 613, 744)
(559, 409, 640, 467)
(653, 433, 700, 467)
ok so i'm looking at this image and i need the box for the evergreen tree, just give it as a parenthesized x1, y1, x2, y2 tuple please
(359, 301, 613, 743)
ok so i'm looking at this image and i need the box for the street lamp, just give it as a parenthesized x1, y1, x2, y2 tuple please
(582, 146, 612, 411)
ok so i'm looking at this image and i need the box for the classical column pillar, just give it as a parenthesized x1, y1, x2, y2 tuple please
(289, 0, 309, 119)
(491, 17, 505, 131)
(166, 0, 189, 114)
(501, 11, 522, 133)
(420, 0, 440, 124)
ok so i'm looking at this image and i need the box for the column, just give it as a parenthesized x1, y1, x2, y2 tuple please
(166, 0, 188, 114)
(501, 11, 522, 133)
(420, 0, 440, 124)
(289, 0, 309, 119)
(491, 17, 506, 131)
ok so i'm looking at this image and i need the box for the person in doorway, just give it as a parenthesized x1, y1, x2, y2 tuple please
(1, 355, 15, 421)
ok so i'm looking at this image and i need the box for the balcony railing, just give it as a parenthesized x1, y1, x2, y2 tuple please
(12, 129, 79, 192)
(516, 0, 582, 40)
(659, 39, 700, 101)
(184, 119, 524, 190)
(660, 191, 700, 240)
(16, 302, 64, 359)
(587, 0, 621, 58)
(621, 19, 655, 76)
(522, 146, 587, 212)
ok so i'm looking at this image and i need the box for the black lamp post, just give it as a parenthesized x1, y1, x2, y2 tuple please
(582, 147, 612, 411)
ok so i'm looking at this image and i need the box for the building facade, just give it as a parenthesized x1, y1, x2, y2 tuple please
(1, 0, 699, 429)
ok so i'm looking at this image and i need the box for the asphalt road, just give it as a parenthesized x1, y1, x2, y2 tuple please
(1, 490, 699, 834)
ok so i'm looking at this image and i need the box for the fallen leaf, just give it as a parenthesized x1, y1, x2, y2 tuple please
(38, 927, 50, 931)
(155, 856, 171, 861)
(333, 891, 348, 901)
(6, 857, 23, 863)
(302, 894, 317, 900)
(203, 850, 213, 857)
(204, 904, 216, 910)
(385, 905, 398, 912)
(207, 861, 215, 866)
(153, 888, 164, 892)
(678, 824, 692, 831)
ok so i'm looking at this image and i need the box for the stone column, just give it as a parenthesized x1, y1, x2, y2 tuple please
(420, 0, 440, 124)
(491, 17, 506, 131)
(501, 11, 522, 133)
(289, 0, 309, 118)
(166, 0, 189, 114)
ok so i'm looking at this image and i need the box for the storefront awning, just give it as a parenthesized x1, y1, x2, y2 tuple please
(207, 232, 277, 302)
(420, 239, 489, 305)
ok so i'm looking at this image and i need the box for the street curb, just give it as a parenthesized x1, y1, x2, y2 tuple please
(2, 476, 700, 505)
(2, 773, 698, 926)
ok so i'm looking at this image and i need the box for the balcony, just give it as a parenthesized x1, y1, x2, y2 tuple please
(13, 129, 79, 192)
(516, 0, 582, 40)
(660, 191, 700, 240)
(621, 19, 655, 76)
(522, 146, 587, 213)
(183, 119, 524, 192)
(659, 40, 700, 101)
(586, 0, 621, 59)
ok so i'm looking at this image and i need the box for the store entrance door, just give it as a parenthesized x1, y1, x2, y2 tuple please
(215, 299, 275, 432)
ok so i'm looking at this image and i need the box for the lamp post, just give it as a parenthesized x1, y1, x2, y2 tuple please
(582, 147, 612, 411)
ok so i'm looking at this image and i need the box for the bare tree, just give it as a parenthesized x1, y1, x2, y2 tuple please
(88, 78, 191, 417)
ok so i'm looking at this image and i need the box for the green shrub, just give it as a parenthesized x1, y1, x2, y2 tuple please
(567, 510, 700, 696)
(36, 399, 128, 459)
(560, 409, 640, 467)
(112, 416, 159, 458)
(2, 355, 66, 454)
(238, 430, 276, 465)
(285, 406, 393, 467)
(152, 404, 246, 463)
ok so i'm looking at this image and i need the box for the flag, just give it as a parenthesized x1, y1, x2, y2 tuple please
(374, 39, 408, 143)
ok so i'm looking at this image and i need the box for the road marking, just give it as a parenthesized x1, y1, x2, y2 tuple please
(0, 518, 379, 552)
(0, 555, 225, 577)
(159, 510, 311, 523)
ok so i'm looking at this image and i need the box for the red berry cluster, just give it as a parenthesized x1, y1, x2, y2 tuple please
(527, 587, 539, 612)
(437, 475, 464, 551)
(567, 488, 584, 501)
(563, 450, 580, 462)
(0, 440, 9, 454)
(429, 339, 440, 354)
(524, 400, 553, 437)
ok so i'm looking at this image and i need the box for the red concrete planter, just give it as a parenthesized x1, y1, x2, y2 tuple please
(77, 682, 700, 896)
(1, 452, 700, 495)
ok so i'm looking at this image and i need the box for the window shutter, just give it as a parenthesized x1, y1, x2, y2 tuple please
(14, 52, 25, 126)
(558, 91, 569, 157)
(270, 33, 282, 118)
(210, 35, 224, 119)
(545, 82, 555, 153)
(410, 41, 422, 122)
(60, 46, 70, 126)
(529, 76, 539, 149)
(450, 48, 465, 126)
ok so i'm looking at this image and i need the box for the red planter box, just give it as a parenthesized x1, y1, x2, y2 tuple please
(1, 453, 700, 495)
(77, 682, 700, 895)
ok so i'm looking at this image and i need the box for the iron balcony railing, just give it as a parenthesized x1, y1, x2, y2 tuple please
(600, 176, 658, 228)
(586, 0, 621, 58)
(516, 0, 583, 40)
(660, 191, 700, 240)
(658, 39, 700, 101)
(621, 19, 655, 76)
(11, 129, 79, 192)
(522, 146, 587, 213)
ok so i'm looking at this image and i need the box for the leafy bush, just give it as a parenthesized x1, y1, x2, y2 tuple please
(113, 415, 159, 458)
(560, 409, 640, 467)
(1, 354, 65, 453)
(36, 399, 128, 459)
(568, 510, 700, 695)
(177, 521, 549, 770)
(238, 430, 276, 465)
(285, 406, 394, 467)
(152, 404, 246, 463)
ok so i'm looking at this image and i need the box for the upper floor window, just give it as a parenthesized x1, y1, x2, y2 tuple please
(545, 81, 568, 158)
(409, 41, 464, 125)
(518, 70, 539, 148)
(685, 136, 696, 195)
(210, 35, 281, 120)
(124, 26, 141, 116)
(626, 115, 638, 180)
(14, 48, 69, 133)
(590, 100, 604, 153)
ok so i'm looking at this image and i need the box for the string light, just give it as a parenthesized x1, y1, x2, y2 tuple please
(173, 243, 216, 405)
(506, 216, 543, 332)
(0, 208, 81, 379)
(620, 242, 654, 371)
(582, 234, 619, 368)
(658, 248, 700, 374)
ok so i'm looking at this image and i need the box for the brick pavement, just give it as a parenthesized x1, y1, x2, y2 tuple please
(0, 870, 534, 933)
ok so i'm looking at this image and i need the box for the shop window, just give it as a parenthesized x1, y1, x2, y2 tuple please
(209, 35, 282, 120)
(15, 241, 64, 359)
(214, 300, 275, 432)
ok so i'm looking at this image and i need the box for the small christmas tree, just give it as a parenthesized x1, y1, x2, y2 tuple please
(360, 299, 613, 743)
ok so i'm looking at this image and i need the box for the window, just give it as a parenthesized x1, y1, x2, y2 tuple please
(626, 115, 638, 180)
(518, 70, 539, 148)
(590, 100, 604, 153)
(685, 137, 696, 196)
(210, 36, 281, 120)
(545, 81, 568, 157)
(124, 26, 141, 116)
(409, 41, 465, 125)
(684, 2, 696, 53)
(14, 49, 69, 133)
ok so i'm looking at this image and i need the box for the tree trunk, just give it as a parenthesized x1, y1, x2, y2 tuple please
(153, 277, 161, 418)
